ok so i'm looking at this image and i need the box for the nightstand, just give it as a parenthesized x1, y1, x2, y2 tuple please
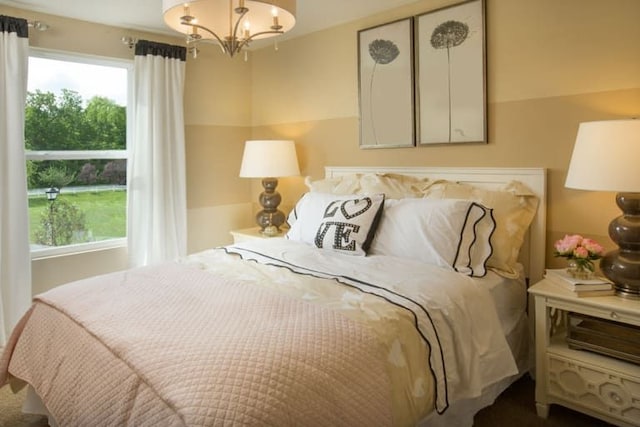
(230, 227, 285, 243)
(529, 278, 640, 426)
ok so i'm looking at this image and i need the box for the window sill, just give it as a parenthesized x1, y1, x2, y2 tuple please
(30, 238, 127, 260)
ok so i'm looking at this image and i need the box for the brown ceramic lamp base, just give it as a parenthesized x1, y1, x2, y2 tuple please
(255, 177, 285, 232)
(600, 192, 640, 299)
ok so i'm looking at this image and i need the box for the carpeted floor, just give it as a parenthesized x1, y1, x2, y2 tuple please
(0, 375, 613, 426)
(0, 385, 47, 427)
(474, 375, 612, 427)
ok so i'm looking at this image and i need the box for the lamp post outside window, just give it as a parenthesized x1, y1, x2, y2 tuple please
(45, 187, 59, 246)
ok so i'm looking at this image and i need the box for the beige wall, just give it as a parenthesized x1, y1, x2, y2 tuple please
(3, 0, 640, 291)
(250, 0, 640, 269)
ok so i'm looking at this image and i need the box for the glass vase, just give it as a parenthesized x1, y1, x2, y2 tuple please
(566, 260, 594, 280)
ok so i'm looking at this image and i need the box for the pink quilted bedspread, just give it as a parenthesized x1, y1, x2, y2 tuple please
(0, 262, 392, 426)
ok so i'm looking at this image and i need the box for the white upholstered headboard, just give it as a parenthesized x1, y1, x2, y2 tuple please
(324, 166, 547, 285)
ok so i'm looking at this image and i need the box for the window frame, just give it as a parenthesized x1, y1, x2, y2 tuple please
(27, 48, 133, 260)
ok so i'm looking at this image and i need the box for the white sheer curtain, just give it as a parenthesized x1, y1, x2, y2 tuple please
(128, 40, 187, 267)
(0, 16, 31, 346)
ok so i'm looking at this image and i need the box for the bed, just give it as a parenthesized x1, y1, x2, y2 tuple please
(0, 166, 547, 427)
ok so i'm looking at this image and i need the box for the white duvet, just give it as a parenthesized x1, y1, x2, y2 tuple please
(1, 238, 519, 426)
(186, 238, 519, 415)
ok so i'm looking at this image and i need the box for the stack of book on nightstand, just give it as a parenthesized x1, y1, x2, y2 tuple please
(544, 268, 614, 297)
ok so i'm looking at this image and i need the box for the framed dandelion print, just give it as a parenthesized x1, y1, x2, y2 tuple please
(358, 18, 414, 149)
(415, 0, 486, 145)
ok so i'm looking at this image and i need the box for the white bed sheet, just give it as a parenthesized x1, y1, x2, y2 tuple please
(421, 267, 531, 427)
(474, 264, 527, 337)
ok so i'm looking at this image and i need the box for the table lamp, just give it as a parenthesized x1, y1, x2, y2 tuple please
(565, 119, 640, 298)
(239, 140, 300, 235)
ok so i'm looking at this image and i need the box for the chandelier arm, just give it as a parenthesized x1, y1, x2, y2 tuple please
(186, 38, 232, 55)
(183, 22, 229, 54)
(233, 30, 285, 53)
(231, 8, 249, 47)
(246, 30, 284, 40)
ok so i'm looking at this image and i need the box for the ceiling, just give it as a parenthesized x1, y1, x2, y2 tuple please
(0, 0, 422, 43)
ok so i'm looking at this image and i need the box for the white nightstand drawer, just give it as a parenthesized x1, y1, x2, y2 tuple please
(550, 298, 640, 328)
(547, 353, 640, 425)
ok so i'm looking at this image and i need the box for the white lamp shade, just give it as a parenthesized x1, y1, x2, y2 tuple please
(163, 0, 296, 40)
(239, 140, 300, 178)
(565, 119, 640, 192)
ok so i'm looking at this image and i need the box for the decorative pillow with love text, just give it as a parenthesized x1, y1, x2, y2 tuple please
(286, 192, 385, 256)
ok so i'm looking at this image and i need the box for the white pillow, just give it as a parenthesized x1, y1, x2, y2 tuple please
(369, 198, 495, 277)
(422, 180, 538, 278)
(286, 198, 302, 229)
(287, 192, 385, 256)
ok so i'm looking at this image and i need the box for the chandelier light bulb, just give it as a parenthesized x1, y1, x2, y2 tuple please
(243, 20, 251, 39)
(271, 6, 280, 29)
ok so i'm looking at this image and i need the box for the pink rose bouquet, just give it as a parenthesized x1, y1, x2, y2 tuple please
(553, 234, 605, 273)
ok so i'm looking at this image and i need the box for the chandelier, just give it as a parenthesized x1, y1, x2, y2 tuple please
(162, 0, 296, 58)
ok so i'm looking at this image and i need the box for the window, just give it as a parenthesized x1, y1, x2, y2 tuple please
(26, 50, 132, 258)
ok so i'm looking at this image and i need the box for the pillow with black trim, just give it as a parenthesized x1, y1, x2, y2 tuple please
(369, 198, 495, 277)
(286, 192, 385, 256)
(422, 180, 538, 278)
